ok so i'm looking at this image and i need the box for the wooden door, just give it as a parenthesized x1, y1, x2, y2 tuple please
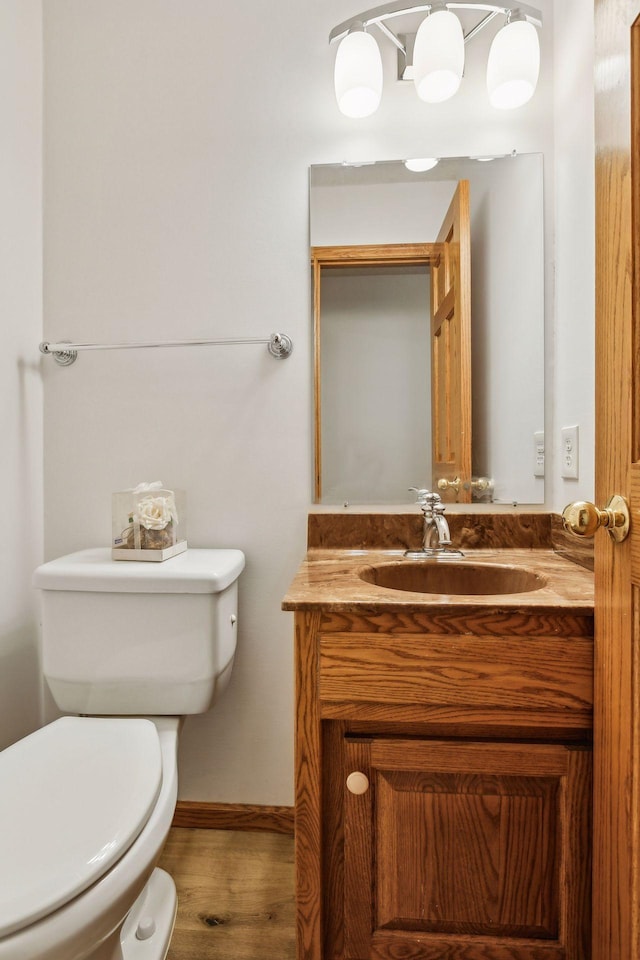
(593, 3, 640, 958)
(430, 180, 472, 502)
(343, 737, 591, 959)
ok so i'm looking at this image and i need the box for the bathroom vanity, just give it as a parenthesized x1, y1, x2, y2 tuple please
(283, 514, 594, 960)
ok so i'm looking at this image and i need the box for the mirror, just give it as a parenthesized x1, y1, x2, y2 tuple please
(310, 153, 544, 507)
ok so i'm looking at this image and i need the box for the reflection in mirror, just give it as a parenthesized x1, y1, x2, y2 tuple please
(310, 154, 544, 507)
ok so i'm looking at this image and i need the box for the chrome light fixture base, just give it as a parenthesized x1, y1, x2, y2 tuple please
(329, 2, 542, 46)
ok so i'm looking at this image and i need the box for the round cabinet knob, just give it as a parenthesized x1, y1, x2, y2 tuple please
(346, 771, 369, 795)
(562, 495, 630, 542)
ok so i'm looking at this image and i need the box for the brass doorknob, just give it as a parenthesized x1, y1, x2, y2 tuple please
(562, 495, 630, 542)
(468, 477, 492, 493)
(437, 477, 461, 494)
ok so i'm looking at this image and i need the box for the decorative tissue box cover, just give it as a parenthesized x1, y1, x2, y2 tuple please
(112, 483, 187, 561)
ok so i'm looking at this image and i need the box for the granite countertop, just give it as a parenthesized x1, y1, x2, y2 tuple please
(282, 548, 595, 615)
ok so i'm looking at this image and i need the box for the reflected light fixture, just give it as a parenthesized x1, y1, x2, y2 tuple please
(330, 2, 542, 118)
(404, 157, 439, 172)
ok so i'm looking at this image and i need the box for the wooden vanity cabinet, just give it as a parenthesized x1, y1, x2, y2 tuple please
(294, 608, 594, 960)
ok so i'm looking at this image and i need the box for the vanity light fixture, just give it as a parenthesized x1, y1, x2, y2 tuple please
(330, 2, 542, 118)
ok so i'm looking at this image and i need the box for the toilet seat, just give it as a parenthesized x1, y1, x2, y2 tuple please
(0, 716, 162, 938)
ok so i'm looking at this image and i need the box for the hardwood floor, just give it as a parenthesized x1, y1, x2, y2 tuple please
(159, 827, 295, 960)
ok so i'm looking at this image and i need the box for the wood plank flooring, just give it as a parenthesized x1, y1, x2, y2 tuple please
(158, 827, 295, 960)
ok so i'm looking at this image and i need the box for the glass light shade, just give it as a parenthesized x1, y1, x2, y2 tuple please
(334, 29, 383, 118)
(404, 157, 439, 172)
(413, 10, 464, 104)
(487, 19, 540, 109)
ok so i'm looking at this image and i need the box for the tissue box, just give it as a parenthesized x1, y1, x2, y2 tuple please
(111, 486, 187, 561)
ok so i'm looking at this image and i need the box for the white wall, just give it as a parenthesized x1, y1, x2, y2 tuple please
(39, 0, 593, 804)
(552, 0, 595, 509)
(0, 1, 43, 749)
(470, 153, 545, 504)
(311, 179, 458, 244)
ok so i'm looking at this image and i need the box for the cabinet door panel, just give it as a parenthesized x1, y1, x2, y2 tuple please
(343, 738, 591, 960)
(377, 771, 558, 937)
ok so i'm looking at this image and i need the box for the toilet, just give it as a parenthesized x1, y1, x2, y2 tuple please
(0, 546, 245, 960)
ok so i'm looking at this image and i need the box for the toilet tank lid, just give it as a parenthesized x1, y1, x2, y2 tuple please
(33, 547, 246, 593)
(0, 717, 162, 938)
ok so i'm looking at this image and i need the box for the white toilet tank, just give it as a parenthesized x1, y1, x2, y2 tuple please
(33, 548, 245, 715)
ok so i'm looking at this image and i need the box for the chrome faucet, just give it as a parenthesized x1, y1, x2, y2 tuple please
(405, 488, 464, 560)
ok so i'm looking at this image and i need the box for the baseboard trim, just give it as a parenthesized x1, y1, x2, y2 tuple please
(172, 800, 295, 835)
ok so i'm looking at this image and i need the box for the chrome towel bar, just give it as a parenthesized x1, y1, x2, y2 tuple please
(39, 333, 293, 365)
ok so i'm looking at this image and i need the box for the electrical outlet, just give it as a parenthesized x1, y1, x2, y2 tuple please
(561, 425, 579, 479)
(534, 431, 545, 477)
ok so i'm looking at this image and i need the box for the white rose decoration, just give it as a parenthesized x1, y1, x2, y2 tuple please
(135, 494, 177, 531)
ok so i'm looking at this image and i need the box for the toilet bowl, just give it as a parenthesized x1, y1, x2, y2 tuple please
(0, 716, 178, 960)
(0, 548, 245, 960)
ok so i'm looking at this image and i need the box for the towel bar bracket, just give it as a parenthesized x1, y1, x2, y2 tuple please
(267, 333, 293, 358)
(39, 343, 78, 366)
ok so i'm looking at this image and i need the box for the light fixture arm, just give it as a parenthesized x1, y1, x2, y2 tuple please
(463, 9, 501, 43)
(329, 2, 542, 46)
(375, 19, 408, 53)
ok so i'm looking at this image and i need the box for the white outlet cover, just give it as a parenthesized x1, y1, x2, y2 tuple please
(561, 425, 579, 480)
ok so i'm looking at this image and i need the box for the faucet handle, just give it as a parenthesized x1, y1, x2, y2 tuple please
(408, 487, 430, 508)
(409, 488, 442, 513)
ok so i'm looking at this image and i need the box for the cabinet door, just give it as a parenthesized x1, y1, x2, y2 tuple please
(343, 738, 591, 960)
